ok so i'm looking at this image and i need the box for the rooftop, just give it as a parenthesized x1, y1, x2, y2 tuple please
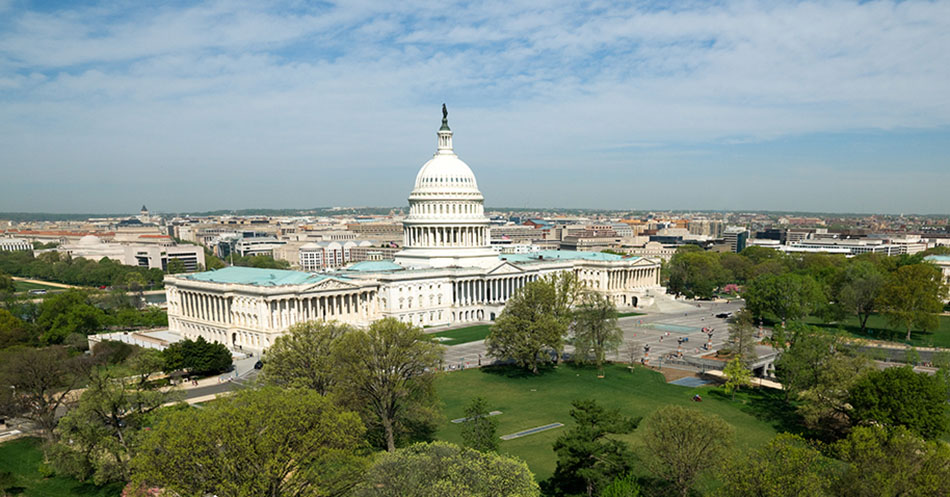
(500, 250, 636, 263)
(344, 260, 405, 272)
(925, 255, 950, 262)
(181, 266, 334, 286)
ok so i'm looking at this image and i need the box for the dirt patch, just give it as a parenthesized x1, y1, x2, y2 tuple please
(656, 366, 698, 383)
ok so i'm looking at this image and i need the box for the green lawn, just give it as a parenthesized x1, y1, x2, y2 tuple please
(616, 312, 645, 318)
(805, 314, 950, 348)
(0, 437, 123, 497)
(431, 324, 492, 345)
(435, 364, 792, 485)
(13, 281, 62, 293)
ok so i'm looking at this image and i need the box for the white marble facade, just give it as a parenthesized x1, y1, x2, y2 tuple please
(164, 111, 664, 353)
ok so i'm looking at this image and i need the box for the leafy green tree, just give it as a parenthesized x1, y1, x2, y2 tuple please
(334, 318, 443, 452)
(161, 336, 232, 375)
(49, 365, 178, 484)
(461, 396, 498, 453)
(600, 473, 641, 497)
(36, 290, 105, 344)
(571, 292, 622, 371)
(726, 309, 757, 366)
(716, 433, 833, 497)
(0, 346, 88, 439)
(834, 425, 950, 497)
(774, 327, 839, 401)
(877, 263, 948, 341)
(722, 357, 752, 401)
(550, 399, 639, 497)
(667, 250, 728, 299)
(742, 273, 825, 323)
(0, 308, 31, 349)
(0, 271, 14, 294)
(798, 351, 873, 439)
(262, 320, 353, 394)
(487, 279, 567, 374)
(165, 258, 186, 274)
(229, 253, 291, 269)
(719, 252, 753, 284)
(835, 260, 885, 333)
(848, 366, 949, 440)
(641, 405, 734, 497)
(132, 387, 367, 497)
(353, 441, 539, 497)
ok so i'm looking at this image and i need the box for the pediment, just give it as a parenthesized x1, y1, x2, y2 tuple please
(303, 278, 360, 292)
(487, 262, 525, 275)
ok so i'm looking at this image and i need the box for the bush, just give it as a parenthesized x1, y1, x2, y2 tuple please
(162, 337, 232, 376)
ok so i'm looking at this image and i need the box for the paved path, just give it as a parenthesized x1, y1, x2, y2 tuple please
(440, 299, 745, 370)
(11, 277, 78, 289)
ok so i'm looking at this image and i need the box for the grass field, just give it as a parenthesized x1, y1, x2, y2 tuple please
(805, 314, 950, 348)
(435, 364, 792, 486)
(616, 311, 645, 318)
(431, 324, 492, 345)
(0, 438, 122, 497)
(13, 280, 63, 293)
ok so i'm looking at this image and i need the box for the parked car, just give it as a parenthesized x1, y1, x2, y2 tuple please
(715, 312, 731, 319)
(254, 360, 264, 370)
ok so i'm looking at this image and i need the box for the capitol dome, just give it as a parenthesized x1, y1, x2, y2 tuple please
(78, 234, 102, 246)
(394, 106, 499, 269)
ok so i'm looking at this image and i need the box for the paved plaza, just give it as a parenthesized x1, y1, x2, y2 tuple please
(440, 299, 746, 370)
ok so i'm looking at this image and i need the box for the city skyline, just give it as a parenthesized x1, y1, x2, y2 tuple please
(1, 1, 949, 214)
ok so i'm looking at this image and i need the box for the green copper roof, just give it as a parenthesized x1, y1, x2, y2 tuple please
(500, 250, 637, 263)
(345, 260, 405, 272)
(925, 255, 950, 262)
(182, 266, 333, 286)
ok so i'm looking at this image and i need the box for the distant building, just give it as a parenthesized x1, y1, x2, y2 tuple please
(723, 228, 750, 253)
(59, 235, 205, 271)
(925, 255, 950, 294)
(0, 237, 32, 252)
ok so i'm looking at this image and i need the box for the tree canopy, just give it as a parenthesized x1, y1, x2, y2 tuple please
(131, 387, 368, 497)
(848, 366, 949, 440)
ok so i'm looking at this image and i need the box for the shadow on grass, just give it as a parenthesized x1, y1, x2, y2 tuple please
(71, 482, 124, 496)
(707, 387, 805, 436)
(479, 363, 557, 378)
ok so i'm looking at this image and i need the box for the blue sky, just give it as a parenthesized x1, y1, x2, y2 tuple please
(1, 0, 948, 214)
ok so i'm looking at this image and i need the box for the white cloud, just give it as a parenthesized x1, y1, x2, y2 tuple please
(0, 0, 948, 212)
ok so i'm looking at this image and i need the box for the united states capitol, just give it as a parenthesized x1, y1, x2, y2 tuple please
(163, 109, 664, 353)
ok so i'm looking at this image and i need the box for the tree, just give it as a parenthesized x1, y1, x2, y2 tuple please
(161, 336, 232, 375)
(716, 433, 833, 497)
(352, 441, 539, 497)
(550, 399, 639, 497)
(600, 473, 641, 497)
(834, 425, 950, 497)
(461, 397, 498, 453)
(0, 346, 87, 439)
(49, 366, 178, 484)
(0, 271, 14, 294)
(36, 290, 105, 344)
(334, 318, 443, 452)
(641, 405, 734, 497)
(726, 309, 757, 366)
(667, 250, 728, 299)
(877, 263, 948, 341)
(774, 327, 839, 401)
(571, 292, 622, 370)
(131, 387, 367, 497)
(262, 320, 353, 394)
(797, 351, 873, 439)
(722, 357, 752, 401)
(486, 279, 567, 374)
(0, 308, 31, 349)
(742, 273, 825, 323)
(835, 260, 885, 333)
(848, 366, 949, 440)
(165, 258, 186, 274)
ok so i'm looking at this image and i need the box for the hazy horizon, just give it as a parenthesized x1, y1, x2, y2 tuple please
(2, 1, 949, 214)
